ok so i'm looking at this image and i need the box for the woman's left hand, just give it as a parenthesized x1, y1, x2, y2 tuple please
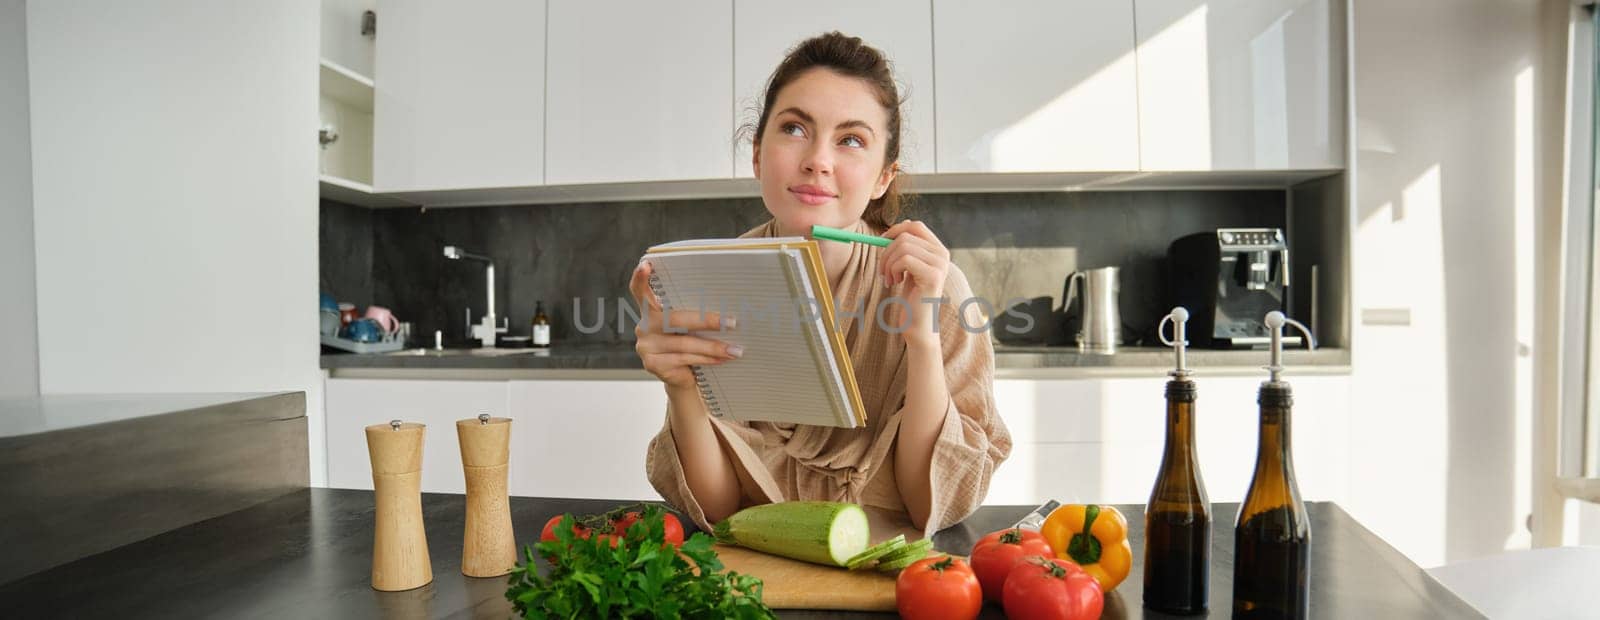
(881, 219, 951, 347)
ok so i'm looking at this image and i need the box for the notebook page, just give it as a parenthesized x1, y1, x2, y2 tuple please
(651, 249, 841, 427)
(782, 247, 853, 427)
(646, 248, 850, 427)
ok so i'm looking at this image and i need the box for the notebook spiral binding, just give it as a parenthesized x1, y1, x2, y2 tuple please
(648, 272, 725, 418)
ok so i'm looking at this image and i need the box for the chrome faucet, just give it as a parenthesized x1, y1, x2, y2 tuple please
(443, 245, 507, 347)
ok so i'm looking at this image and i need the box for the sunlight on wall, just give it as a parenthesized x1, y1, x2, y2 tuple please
(1250, 12, 1290, 167)
(1133, 4, 1212, 169)
(1508, 65, 1535, 551)
(1582, 502, 1600, 545)
(981, 50, 1141, 172)
(1352, 164, 1451, 567)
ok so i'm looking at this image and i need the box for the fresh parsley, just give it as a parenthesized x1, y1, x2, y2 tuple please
(505, 504, 775, 619)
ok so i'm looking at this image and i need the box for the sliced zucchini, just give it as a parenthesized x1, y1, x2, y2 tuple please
(844, 535, 907, 570)
(874, 538, 935, 572)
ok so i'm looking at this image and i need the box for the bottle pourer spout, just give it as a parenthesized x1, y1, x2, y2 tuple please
(1160, 306, 1191, 379)
(1264, 311, 1317, 382)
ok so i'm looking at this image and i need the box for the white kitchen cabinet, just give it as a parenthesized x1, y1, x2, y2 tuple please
(323, 372, 1347, 510)
(372, 0, 546, 192)
(931, 0, 1140, 173)
(324, 378, 513, 493)
(731, 1, 935, 178)
(987, 375, 1349, 506)
(321, 0, 375, 78)
(319, 60, 376, 187)
(1134, 0, 1344, 170)
(544, 1, 732, 185)
(507, 380, 667, 501)
(325, 378, 667, 500)
(318, 1, 394, 204)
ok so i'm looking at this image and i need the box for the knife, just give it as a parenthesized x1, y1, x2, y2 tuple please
(1010, 499, 1061, 531)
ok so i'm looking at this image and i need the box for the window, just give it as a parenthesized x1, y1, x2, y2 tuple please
(1549, 2, 1600, 544)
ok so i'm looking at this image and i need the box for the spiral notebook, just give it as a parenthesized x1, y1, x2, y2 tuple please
(643, 237, 866, 428)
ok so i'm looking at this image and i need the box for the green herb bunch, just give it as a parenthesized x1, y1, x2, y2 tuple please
(505, 504, 775, 619)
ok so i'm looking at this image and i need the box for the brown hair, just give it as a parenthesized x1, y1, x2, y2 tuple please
(746, 31, 909, 232)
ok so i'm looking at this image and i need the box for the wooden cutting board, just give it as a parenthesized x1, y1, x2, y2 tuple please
(713, 507, 936, 612)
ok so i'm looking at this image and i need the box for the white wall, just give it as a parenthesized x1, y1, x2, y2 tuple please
(25, 2, 325, 482)
(1349, 0, 1567, 567)
(0, 0, 38, 399)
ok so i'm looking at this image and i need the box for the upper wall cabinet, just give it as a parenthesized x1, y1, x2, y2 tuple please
(732, 2, 935, 178)
(321, 0, 375, 78)
(932, 0, 1140, 173)
(545, 1, 732, 185)
(1135, 0, 1344, 170)
(373, 0, 546, 192)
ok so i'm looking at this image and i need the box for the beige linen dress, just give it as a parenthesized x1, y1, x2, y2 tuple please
(644, 218, 1012, 537)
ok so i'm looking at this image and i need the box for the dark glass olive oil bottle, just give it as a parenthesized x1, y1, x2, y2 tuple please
(1144, 307, 1211, 615)
(1233, 311, 1315, 619)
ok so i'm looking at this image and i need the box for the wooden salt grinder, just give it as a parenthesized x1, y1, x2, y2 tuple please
(457, 414, 515, 577)
(366, 420, 433, 591)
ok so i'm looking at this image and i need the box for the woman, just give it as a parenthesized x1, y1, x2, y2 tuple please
(630, 32, 1010, 537)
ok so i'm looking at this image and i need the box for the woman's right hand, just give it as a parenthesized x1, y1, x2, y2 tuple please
(629, 260, 742, 389)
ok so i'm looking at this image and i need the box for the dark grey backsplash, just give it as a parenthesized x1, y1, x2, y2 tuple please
(319, 191, 1286, 346)
(319, 199, 374, 308)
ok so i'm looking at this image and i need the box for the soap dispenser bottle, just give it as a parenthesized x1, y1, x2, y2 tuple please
(532, 301, 551, 348)
(1233, 311, 1315, 619)
(1144, 307, 1211, 615)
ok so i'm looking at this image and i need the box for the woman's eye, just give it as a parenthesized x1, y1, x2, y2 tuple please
(840, 135, 865, 148)
(781, 123, 804, 137)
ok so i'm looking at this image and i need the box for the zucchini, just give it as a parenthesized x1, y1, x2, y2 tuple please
(845, 535, 907, 570)
(711, 501, 870, 567)
(875, 538, 935, 572)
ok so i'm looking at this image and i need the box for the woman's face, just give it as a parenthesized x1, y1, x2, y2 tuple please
(753, 68, 896, 236)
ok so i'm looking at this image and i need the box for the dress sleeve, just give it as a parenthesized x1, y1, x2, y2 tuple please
(914, 265, 1013, 537)
(645, 399, 785, 532)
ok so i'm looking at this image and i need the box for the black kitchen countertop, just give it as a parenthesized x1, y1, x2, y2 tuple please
(0, 489, 1477, 618)
(321, 341, 1349, 374)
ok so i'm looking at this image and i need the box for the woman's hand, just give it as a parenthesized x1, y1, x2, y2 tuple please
(881, 219, 951, 348)
(629, 260, 741, 389)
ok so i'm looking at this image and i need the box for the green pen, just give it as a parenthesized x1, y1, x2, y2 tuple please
(810, 224, 891, 248)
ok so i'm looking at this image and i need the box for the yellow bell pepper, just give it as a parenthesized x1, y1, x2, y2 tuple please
(1040, 504, 1132, 593)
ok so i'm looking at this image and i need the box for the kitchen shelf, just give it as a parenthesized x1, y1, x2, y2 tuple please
(317, 56, 389, 207)
(318, 58, 373, 112)
(318, 175, 412, 208)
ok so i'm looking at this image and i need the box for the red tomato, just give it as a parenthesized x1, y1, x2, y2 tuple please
(612, 511, 643, 535)
(1002, 557, 1104, 620)
(539, 515, 590, 543)
(660, 513, 685, 546)
(895, 555, 983, 620)
(537, 515, 592, 561)
(969, 527, 1055, 603)
(611, 511, 685, 546)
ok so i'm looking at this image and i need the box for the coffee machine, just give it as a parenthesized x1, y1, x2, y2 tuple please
(1167, 228, 1299, 349)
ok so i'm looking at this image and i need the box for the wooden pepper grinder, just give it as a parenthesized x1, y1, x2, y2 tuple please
(366, 419, 432, 591)
(457, 413, 515, 577)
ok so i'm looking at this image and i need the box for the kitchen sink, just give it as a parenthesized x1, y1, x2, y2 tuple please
(384, 347, 545, 357)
